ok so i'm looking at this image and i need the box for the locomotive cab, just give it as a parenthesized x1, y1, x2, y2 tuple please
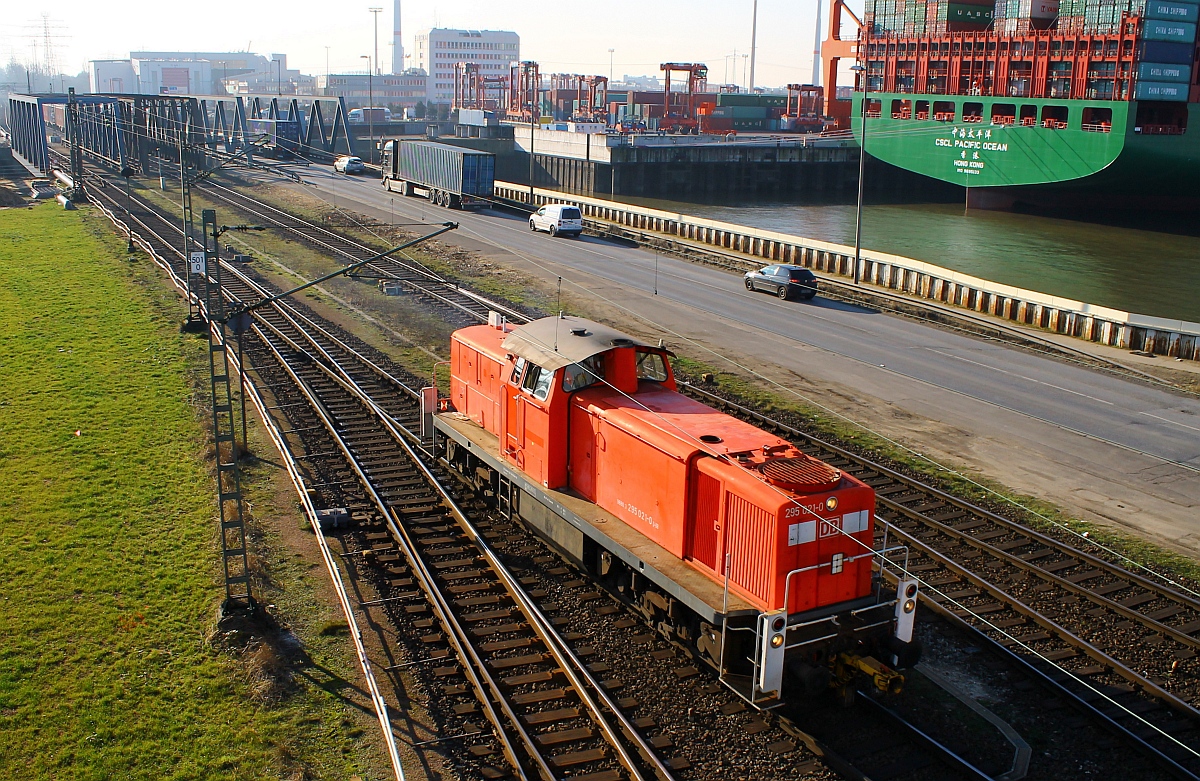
(441, 314, 919, 708)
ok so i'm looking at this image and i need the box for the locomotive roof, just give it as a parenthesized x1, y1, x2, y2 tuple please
(502, 315, 654, 371)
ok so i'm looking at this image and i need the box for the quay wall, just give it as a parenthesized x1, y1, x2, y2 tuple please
(494, 181, 1200, 362)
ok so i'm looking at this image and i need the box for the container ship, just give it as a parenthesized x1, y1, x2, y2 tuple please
(821, 0, 1200, 208)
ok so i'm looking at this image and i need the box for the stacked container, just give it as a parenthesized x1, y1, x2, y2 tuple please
(995, 0, 1062, 32)
(1136, 0, 1198, 99)
(866, 0, 994, 34)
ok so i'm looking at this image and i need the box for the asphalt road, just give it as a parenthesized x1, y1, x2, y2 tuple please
(266, 166, 1200, 555)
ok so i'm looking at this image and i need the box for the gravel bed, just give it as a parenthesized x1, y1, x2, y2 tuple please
(916, 614, 1176, 781)
(438, 496, 838, 780)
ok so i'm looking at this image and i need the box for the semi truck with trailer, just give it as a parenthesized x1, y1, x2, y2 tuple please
(380, 139, 495, 209)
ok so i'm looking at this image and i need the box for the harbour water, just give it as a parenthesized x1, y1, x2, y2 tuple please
(613, 196, 1200, 324)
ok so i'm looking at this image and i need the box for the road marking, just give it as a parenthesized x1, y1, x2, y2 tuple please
(1138, 410, 1200, 434)
(923, 347, 1114, 405)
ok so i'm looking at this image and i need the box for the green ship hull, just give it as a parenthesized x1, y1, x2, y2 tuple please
(854, 95, 1200, 203)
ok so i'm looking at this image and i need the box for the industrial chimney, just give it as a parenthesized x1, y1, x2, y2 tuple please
(393, 0, 404, 74)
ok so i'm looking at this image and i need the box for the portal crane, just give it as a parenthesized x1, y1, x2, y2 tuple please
(453, 62, 507, 111)
(659, 62, 708, 134)
(507, 61, 541, 122)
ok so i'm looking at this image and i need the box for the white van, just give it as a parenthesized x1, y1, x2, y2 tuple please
(529, 204, 584, 238)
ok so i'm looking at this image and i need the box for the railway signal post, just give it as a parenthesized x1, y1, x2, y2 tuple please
(202, 209, 255, 613)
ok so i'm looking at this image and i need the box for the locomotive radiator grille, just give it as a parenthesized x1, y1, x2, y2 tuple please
(759, 457, 842, 491)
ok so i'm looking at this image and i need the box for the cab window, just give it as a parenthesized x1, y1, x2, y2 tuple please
(510, 356, 526, 384)
(562, 354, 603, 392)
(635, 350, 669, 382)
(521, 363, 553, 401)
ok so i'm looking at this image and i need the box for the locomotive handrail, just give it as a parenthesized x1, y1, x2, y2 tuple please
(780, 544, 909, 627)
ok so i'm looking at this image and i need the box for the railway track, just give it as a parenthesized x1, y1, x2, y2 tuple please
(82, 161, 1190, 777)
(86, 175, 695, 780)
(682, 381, 1200, 779)
(197, 177, 534, 327)
(86, 167, 951, 780)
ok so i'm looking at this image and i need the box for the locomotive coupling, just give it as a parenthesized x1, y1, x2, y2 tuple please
(837, 652, 905, 695)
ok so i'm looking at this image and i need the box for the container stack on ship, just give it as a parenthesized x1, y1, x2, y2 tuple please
(824, 0, 1200, 209)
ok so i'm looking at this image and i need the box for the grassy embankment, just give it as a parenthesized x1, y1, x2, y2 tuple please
(0, 203, 388, 779)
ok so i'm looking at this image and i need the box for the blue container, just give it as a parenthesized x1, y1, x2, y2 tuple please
(1137, 61, 1193, 82)
(1142, 19, 1197, 42)
(1144, 0, 1199, 23)
(1134, 80, 1190, 101)
(1139, 39, 1196, 62)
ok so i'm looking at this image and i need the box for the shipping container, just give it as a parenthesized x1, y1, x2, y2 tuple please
(868, 0, 992, 33)
(380, 140, 495, 209)
(715, 93, 788, 108)
(1145, 0, 1200, 21)
(1142, 18, 1198, 41)
(245, 118, 301, 159)
(1134, 79, 1191, 98)
(1138, 60, 1193, 79)
(1139, 38, 1197, 61)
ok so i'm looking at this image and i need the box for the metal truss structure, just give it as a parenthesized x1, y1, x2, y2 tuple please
(507, 61, 541, 123)
(452, 62, 509, 111)
(547, 73, 609, 123)
(7, 92, 356, 177)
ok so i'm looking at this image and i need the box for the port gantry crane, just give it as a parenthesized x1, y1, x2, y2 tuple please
(659, 62, 708, 134)
(507, 61, 541, 123)
(452, 62, 508, 111)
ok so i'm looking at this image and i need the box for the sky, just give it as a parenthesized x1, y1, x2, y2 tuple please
(0, 0, 854, 89)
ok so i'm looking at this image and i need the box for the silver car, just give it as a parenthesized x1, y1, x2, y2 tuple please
(334, 155, 365, 174)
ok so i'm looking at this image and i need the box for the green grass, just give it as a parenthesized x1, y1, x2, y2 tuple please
(0, 203, 385, 780)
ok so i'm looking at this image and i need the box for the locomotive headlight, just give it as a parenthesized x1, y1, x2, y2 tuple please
(770, 633, 784, 648)
(825, 496, 839, 511)
(903, 599, 916, 614)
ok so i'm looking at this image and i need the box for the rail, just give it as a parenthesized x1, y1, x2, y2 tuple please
(85, 180, 411, 781)
(88, 171, 682, 780)
(80, 161, 1074, 780)
(682, 381, 1200, 779)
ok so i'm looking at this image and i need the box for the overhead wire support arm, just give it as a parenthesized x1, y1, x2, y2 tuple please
(223, 222, 459, 322)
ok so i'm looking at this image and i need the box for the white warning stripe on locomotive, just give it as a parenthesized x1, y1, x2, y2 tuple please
(787, 511, 870, 546)
(842, 510, 870, 535)
(787, 520, 816, 546)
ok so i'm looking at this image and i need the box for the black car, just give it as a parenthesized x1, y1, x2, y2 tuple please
(744, 264, 818, 301)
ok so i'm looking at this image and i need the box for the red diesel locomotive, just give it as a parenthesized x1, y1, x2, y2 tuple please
(434, 314, 919, 705)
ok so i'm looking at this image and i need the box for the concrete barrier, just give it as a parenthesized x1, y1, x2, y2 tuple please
(494, 181, 1200, 362)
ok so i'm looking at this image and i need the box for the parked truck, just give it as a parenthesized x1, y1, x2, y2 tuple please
(380, 139, 495, 209)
